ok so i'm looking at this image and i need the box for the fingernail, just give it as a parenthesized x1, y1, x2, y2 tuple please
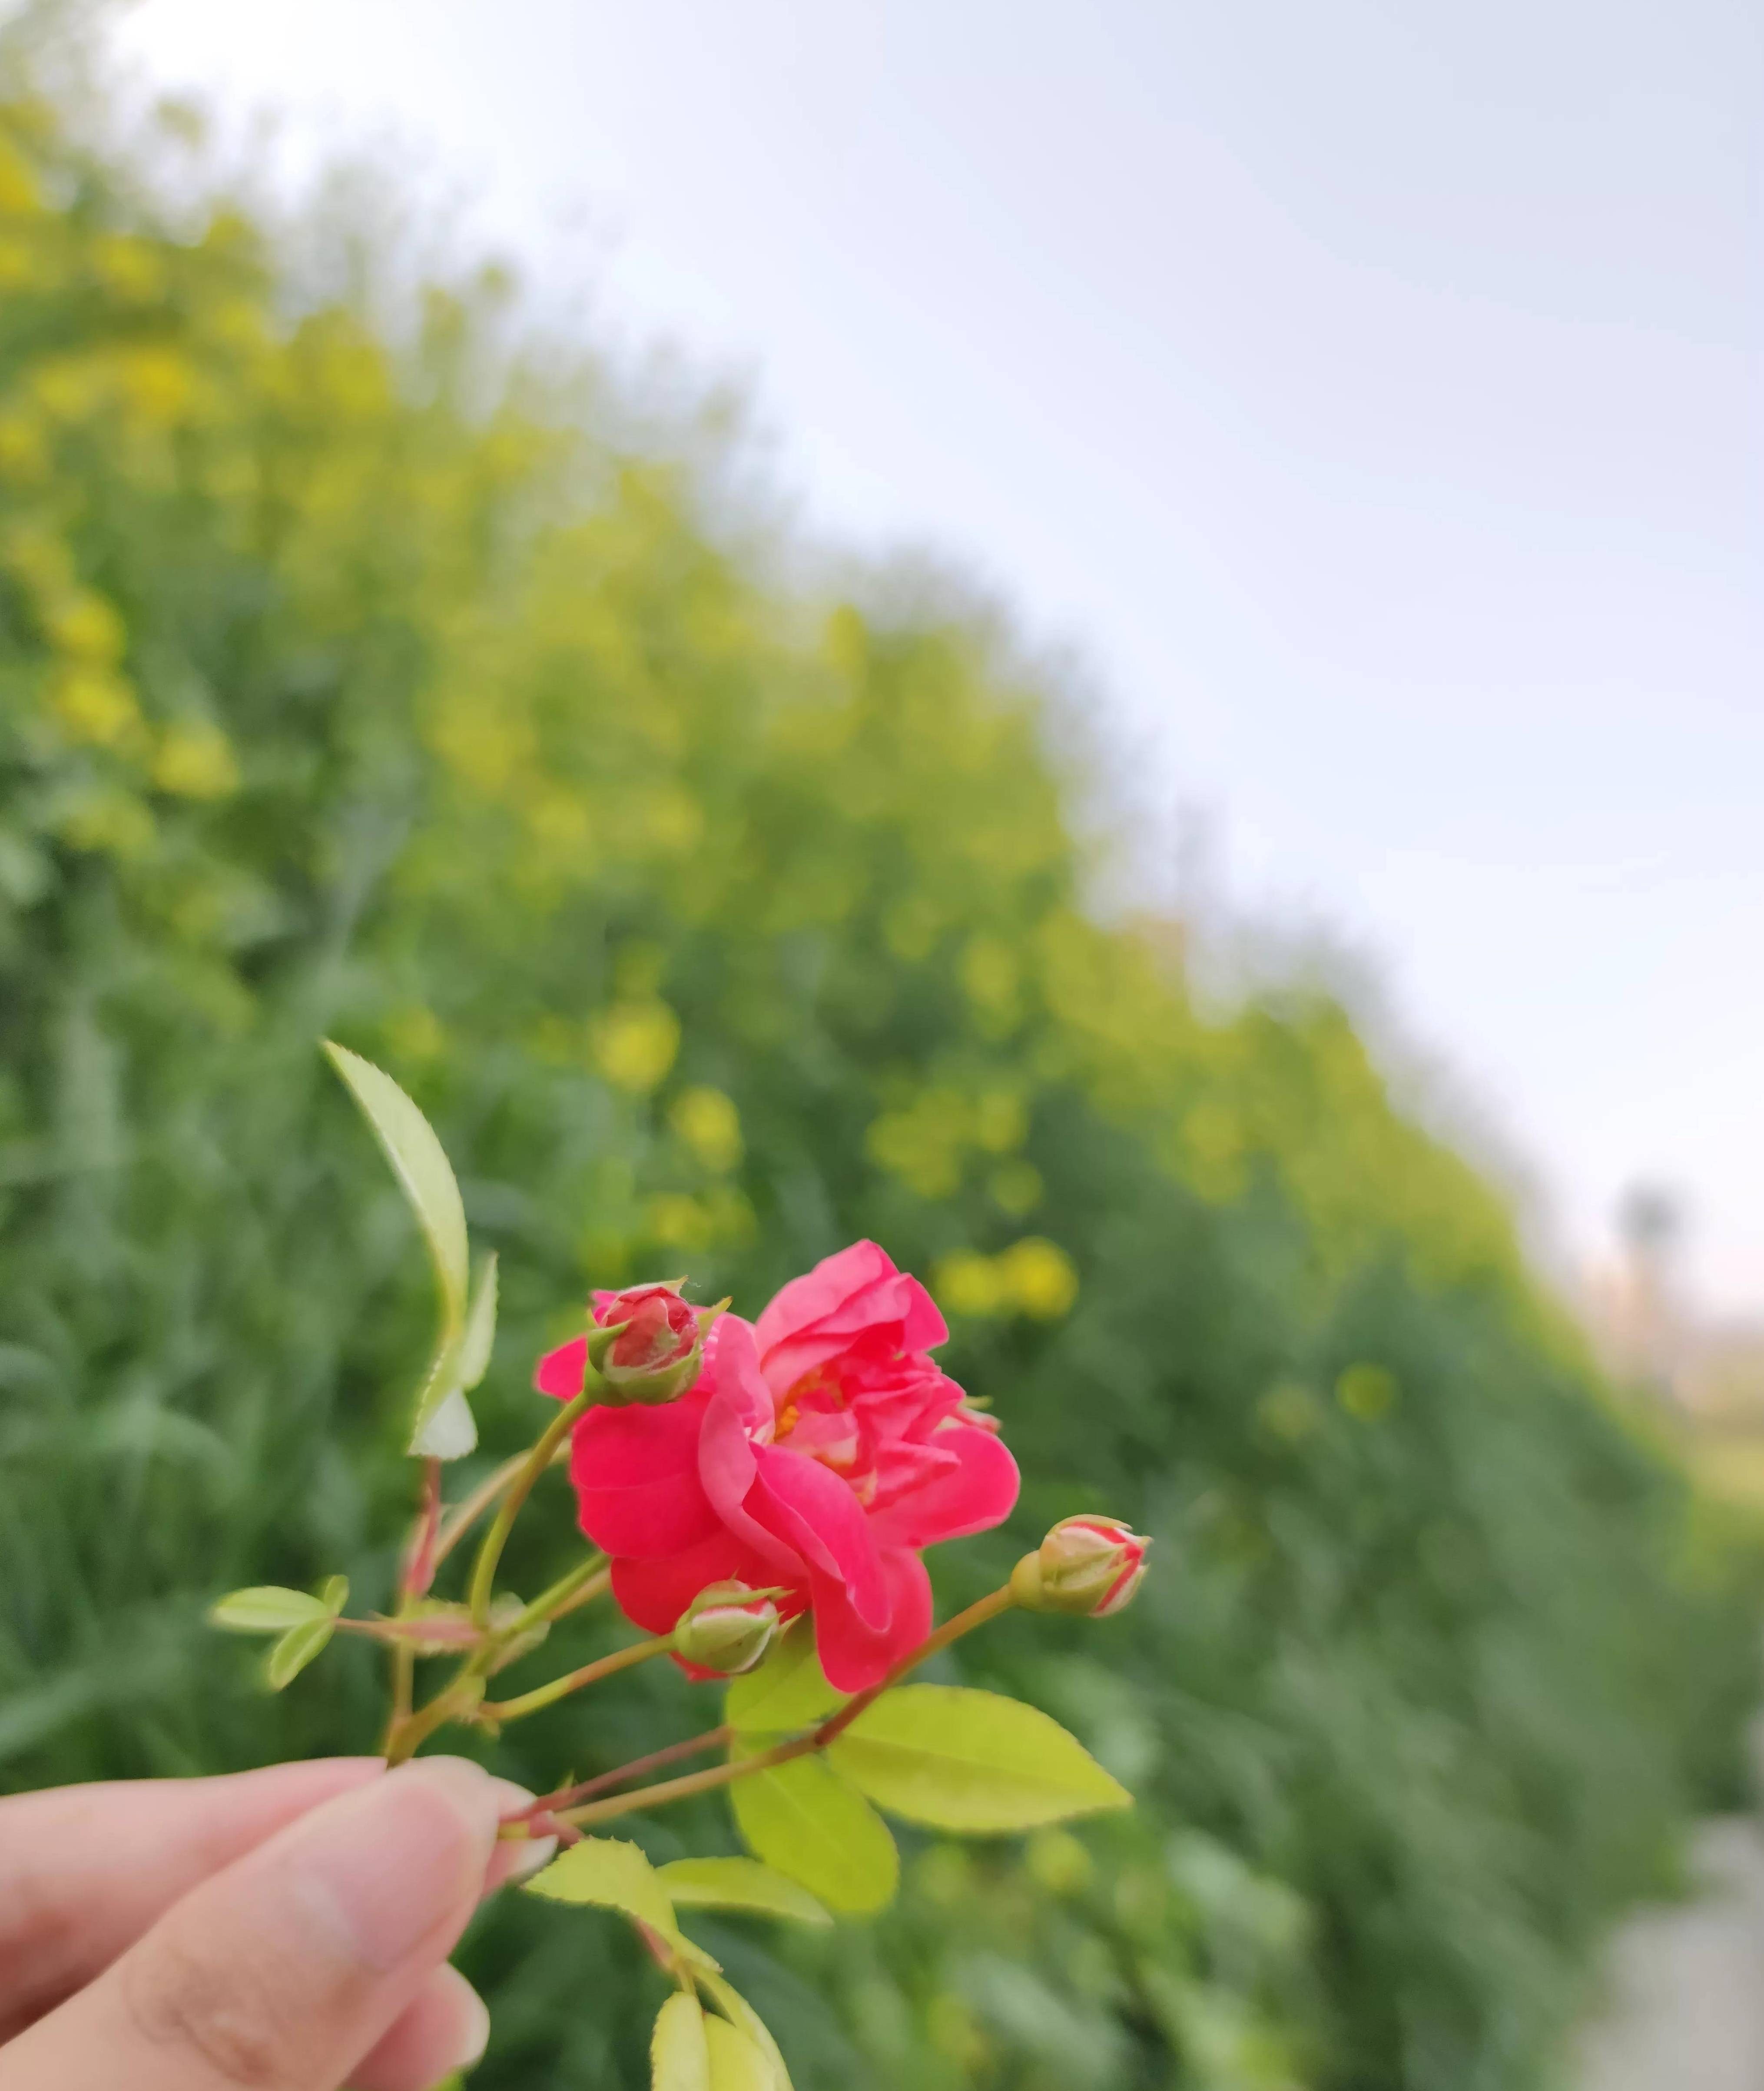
(288, 1756, 507, 1972)
(506, 1833, 559, 1883)
(481, 1830, 558, 1898)
(484, 1775, 540, 1817)
(449, 1983, 491, 2074)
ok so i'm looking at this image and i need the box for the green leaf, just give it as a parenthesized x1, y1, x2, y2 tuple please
(318, 1574, 349, 1616)
(456, 1251, 498, 1389)
(670, 1932, 724, 1978)
(323, 1042, 469, 1311)
(657, 1858, 832, 1927)
(728, 1749, 897, 1914)
(698, 1975, 793, 2091)
(652, 1991, 711, 2091)
(411, 1251, 496, 1459)
(725, 1622, 845, 1735)
(523, 1835, 680, 1939)
(208, 1586, 329, 1634)
(705, 2012, 773, 2091)
(324, 1041, 476, 1455)
(411, 1382, 476, 1460)
(826, 1685, 1132, 1832)
(265, 1614, 336, 1690)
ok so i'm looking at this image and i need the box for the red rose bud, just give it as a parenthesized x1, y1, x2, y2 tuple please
(587, 1282, 704, 1405)
(671, 1581, 781, 1674)
(1011, 1516, 1151, 1618)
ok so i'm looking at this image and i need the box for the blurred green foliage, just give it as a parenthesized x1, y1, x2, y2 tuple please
(0, 56, 1758, 2091)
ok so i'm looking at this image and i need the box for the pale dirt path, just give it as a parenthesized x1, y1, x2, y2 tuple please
(1572, 1817, 1764, 2091)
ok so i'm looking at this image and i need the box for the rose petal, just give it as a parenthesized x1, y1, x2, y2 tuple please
(610, 1533, 797, 1635)
(754, 1241, 898, 1355)
(534, 1337, 589, 1401)
(751, 1442, 891, 1631)
(865, 1419, 1020, 1550)
(755, 1242, 949, 1391)
(812, 1547, 933, 1693)
(699, 1320, 806, 1578)
(569, 1389, 720, 1559)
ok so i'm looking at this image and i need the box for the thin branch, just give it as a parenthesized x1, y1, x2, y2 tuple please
(481, 1636, 672, 1724)
(467, 1390, 593, 1627)
(549, 1583, 1019, 1831)
(521, 1726, 734, 1822)
(433, 1437, 570, 1571)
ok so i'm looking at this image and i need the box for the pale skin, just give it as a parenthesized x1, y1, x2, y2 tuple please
(0, 1756, 555, 2091)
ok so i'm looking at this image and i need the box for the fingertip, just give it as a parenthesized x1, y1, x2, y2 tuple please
(347, 1963, 489, 2091)
(481, 1830, 559, 1898)
(390, 1759, 536, 1870)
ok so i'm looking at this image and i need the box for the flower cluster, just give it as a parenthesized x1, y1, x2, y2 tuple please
(539, 1243, 1022, 1690)
(210, 1049, 1154, 2091)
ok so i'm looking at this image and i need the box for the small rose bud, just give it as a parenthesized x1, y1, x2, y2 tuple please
(587, 1282, 704, 1405)
(1011, 1516, 1151, 1618)
(672, 1580, 781, 1674)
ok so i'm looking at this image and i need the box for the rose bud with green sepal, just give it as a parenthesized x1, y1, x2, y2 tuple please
(534, 1281, 720, 1408)
(587, 1281, 706, 1404)
(1011, 1515, 1151, 1617)
(673, 1581, 782, 1676)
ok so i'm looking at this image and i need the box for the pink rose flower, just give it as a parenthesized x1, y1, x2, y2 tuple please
(534, 1241, 1021, 1690)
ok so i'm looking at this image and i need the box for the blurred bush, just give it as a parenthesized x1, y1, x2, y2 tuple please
(1, 52, 1758, 2091)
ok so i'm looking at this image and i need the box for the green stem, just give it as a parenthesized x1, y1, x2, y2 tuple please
(507, 1556, 609, 1639)
(516, 1726, 735, 1826)
(380, 1551, 610, 1759)
(556, 1735, 808, 1828)
(482, 1636, 672, 1724)
(551, 1582, 1018, 1830)
(382, 1639, 415, 1759)
(467, 1388, 594, 1628)
(385, 1676, 486, 1766)
(817, 1584, 1015, 1745)
(433, 1450, 531, 1570)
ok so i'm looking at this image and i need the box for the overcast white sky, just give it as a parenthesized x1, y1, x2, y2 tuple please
(105, 0, 1763, 1311)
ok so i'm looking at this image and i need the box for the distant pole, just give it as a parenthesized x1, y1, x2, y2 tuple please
(1616, 1183, 1682, 1402)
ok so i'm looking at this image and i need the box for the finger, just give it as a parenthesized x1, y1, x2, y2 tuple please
(0, 1756, 521, 2091)
(346, 1965, 488, 2091)
(0, 1759, 384, 2040)
(479, 1826, 559, 1901)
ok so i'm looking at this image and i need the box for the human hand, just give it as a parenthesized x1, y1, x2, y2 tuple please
(0, 1755, 554, 2091)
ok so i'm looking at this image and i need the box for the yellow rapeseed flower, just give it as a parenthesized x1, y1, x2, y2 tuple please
(669, 1086, 743, 1172)
(592, 999, 680, 1094)
(50, 666, 141, 748)
(152, 724, 240, 800)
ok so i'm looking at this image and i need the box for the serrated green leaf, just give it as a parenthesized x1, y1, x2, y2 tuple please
(698, 1975, 793, 2091)
(318, 1574, 349, 1616)
(705, 2012, 773, 2091)
(728, 1749, 897, 1914)
(456, 1251, 498, 1389)
(325, 1041, 476, 1455)
(410, 1253, 497, 1458)
(523, 1835, 680, 1939)
(265, 1614, 336, 1689)
(410, 1381, 477, 1460)
(653, 1991, 711, 2091)
(658, 1858, 832, 1927)
(826, 1684, 1132, 1831)
(725, 1622, 845, 1735)
(324, 1042, 468, 1310)
(672, 1932, 723, 1977)
(208, 1586, 330, 1634)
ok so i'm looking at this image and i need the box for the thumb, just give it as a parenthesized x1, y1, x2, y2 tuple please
(0, 1757, 523, 2091)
